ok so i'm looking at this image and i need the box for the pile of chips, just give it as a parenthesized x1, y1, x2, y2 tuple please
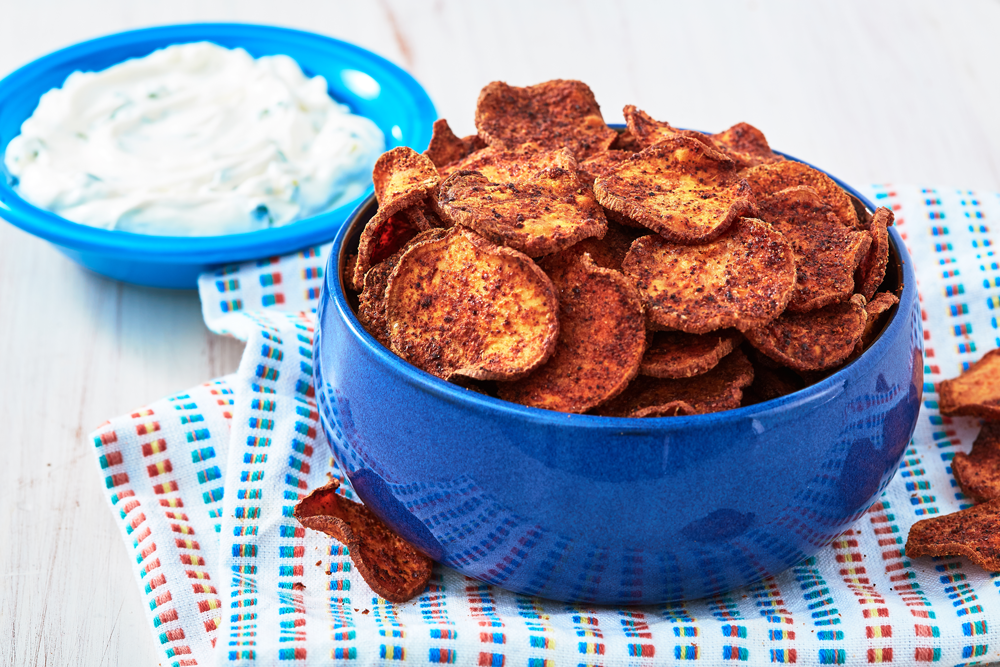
(906, 351, 1000, 570)
(347, 79, 900, 417)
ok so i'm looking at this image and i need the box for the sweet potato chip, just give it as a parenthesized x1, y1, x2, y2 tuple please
(622, 105, 715, 151)
(358, 228, 450, 346)
(939, 348, 1000, 419)
(854, 206, 894, 301)
(710, 122, 784, 169)
(855, 291, 899, 354)
(475, 80, 617, 159)
(596, 348, 754, 417)
(758, 186, 872, 312)
(372, 146, 440, 214)
(424, 118, 485, 172)
(497, 253, 646, 412)
(453, 143, 575, 184)
(594, 136, 756, 243)
(437, 165, 606, 258)
(403, 200, 446, 231)
(622, 217, 796, 334)
(385, 227, 559, 380)
(744, 295, 868, 371)
(952, 423, 1000, 503)
(560, 219, 640, 270)
(906, 497, 1000, 571)
(741, 160, 859, 229)
(640, 329, 742, 379)
(294, 479, 433, 603)
(353, 209, 424, 290)
(578, 149, 632, 187)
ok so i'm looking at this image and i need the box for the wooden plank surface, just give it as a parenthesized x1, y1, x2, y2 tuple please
(1, 1, 998, 664)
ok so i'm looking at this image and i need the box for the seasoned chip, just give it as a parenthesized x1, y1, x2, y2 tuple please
(594, 136, 756, 243)
(906, 498, 1000, 571)
(372, 146, 440, 214)
(640, 329, 742, 379)
(437, 165, 606, 258)
(855, 291, 899, 354)
(353, 210, 424, 290)
(578, 149, 632, 187)
(610, 125, 639, 151)
(939, 348, 1000, 419)
(560, 219, 640, 271)
(424, 118, 485, 172)
(854, 206, 894, 301)
(952, 423, 1000, 503)
(453, 143, 575, 184)
(404, 200, 446, 230)
(497, 253, 646, 413)
(710, 122, 783, 169)
(475, 80, 617, 158)
(622, 217, 796, 334)
(758, 186, 872, 312)
(597, 348, 754, 417)
(744, 295, 868, 371)
(294, 479, 433, 603)
(358, 228, 450, 346)
(385, 227, 559, 380)
(622, 105, 715, 151)
(741, 160, 859, 229)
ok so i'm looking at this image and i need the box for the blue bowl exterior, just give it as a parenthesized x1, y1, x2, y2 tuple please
(0, 24, 436, 288)
(314, 175, 922, 604)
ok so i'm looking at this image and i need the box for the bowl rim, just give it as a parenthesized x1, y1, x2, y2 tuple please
(0, 22, 436, 263)
(324, 153, 917, 429)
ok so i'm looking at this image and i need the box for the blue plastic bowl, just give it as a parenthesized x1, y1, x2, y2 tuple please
(314, 165, 922, 604)
(0, 24, 436, 288)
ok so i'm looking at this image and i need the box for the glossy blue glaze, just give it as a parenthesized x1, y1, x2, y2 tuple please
(314, 177, 922, 604)
(0, 24, 436, 288)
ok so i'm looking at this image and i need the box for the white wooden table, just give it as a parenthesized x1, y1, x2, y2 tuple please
(2, 1, 999, 664)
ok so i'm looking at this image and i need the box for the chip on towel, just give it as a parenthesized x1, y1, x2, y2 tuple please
(622, 218, 796, 334)
(952, 422, 1000, 503)
(385, 227, 559, 381)
(640, 329, 743, 379)
(596, 348, 754, 418)
(437, 164, 606, 258)
(474, 80, 617, 159)
(294, 479, 433, 603)
(757, 186, 872, 312)
(938, 348, 1000, 419)
(595, 136, 756, 243)
(855, 206, 894, 301)
(497, 253, 646, 413)
(906, 497, 1000, 571)
(744, 295, 868, 371)
(742, 160, 860, 229)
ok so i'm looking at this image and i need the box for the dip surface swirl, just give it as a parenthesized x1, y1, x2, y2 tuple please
(4, 41, 385, 235)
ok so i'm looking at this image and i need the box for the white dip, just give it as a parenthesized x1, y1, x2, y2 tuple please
(4, 42, 385, 235)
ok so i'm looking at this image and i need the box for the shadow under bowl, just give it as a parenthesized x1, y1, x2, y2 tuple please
(313, 171, 922, 604)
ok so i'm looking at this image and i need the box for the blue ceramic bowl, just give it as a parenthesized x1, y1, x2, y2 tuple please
(314, 171, 922, 604)
(0, 24, 436, 288)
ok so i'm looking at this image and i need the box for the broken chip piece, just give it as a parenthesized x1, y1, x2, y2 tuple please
(596, 348, 754, 417)
(437, 164, 606, 258)
(385, 226, 559, 381)
(952, 422, 1000, 503)
(742, 160, 860, 229)
(622, 217, 797, 334)
(640, 329, 743, 379)
(854, 206, 894, 301)
(939, 349, 1000, 419)
(497, 252, 646, 413)
(294, 479, 433, 603)
(757, 186, 872, 312)
(906, 497, 1000, 571)
(744, 295, 868, 371)
(475, 80, 617, 159)
(594, 136, 756, 243)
